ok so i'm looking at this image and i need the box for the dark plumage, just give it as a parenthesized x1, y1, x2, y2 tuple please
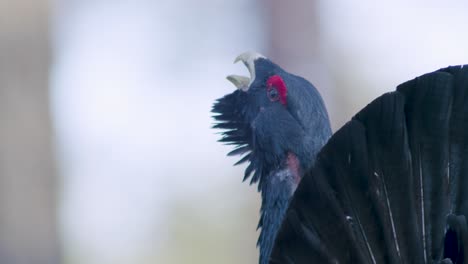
(212, 52, 331, 263)
(271, 65, 468, 264)
(213, 51, 468, 264)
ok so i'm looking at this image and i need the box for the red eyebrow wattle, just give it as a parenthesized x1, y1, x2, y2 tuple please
(266, 75, 288, 106)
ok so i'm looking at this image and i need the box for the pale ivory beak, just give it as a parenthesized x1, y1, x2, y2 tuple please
(226, 51, 266, 91)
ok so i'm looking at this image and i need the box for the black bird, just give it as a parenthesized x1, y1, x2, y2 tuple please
(212, 52, 332, 264)
(212, 52, 468, 264)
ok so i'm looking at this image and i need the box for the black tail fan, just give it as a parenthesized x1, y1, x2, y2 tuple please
(270, 65, 468, 264)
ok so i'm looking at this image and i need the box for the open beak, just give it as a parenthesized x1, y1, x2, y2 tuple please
(226, 51, 265, 91)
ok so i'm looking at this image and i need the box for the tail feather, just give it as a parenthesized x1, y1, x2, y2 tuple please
(270, 65, 468, 264)
(397, 70, 454, 262)
(354, 91, 420, 263)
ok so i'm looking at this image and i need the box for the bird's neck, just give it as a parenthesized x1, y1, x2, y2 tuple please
(258, 166, 298, 264)
(257, 125, 332, 264)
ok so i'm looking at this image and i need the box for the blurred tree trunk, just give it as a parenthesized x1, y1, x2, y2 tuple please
(262, 0, 320, 68)
(0, 0, 61, 263)
(262, 0, 338, 129)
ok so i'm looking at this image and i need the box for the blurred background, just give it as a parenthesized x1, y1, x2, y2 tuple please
(1, 0, 468, 263)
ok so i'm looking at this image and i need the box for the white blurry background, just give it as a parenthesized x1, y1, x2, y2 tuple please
(52, 1, 468, 263)
(52, 1, 266, 263)
(1, 0, 468, 264)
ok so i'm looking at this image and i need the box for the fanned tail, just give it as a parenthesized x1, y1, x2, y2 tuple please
(270, 65, 468, 264)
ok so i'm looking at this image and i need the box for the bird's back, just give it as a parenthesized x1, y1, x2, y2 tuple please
(270, 66, 468, 264)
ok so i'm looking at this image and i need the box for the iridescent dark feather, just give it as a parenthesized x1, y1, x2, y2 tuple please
(270, 66, 468, 264)
(212, 90, 263, 187)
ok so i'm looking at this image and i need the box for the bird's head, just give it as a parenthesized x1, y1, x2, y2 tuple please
(212, 52, 331, 263)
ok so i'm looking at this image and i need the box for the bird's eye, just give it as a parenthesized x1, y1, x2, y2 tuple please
(266, 75, 287, 105)
(267, 87, 279, 102)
